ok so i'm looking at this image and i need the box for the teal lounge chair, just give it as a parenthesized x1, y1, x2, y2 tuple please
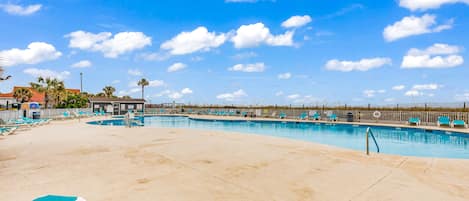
(408, 117, 421, 126)
(329, 114, 338, 121)
(452, 120, 468, 128)
(0, 126, 17, 136)
(279, 112, 287, 119)
(299, 112, 308, 120)
(63, 111, 72, 119)
(311, 112, 321, 121)
(437, 116, 451, 127)
(33, 195, 86, 201)
(241, 111, 247, 117)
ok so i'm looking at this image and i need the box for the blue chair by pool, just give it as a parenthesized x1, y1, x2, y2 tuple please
(241, 111, 247, 117)
(311, 112, 321, 121)
(329, 114, 338, 121)
(33, 195, 86, 201)
(0, 126, 17, 136)
(437, 116, 451, 127)
(279, 112, 287, 119)
(299, 112, 308, 120)
(452, 119, 467, 128)
(408, 117, 421, 126)
(10, 118, 40, 126)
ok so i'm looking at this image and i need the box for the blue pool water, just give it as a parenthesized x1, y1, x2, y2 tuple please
(88, 116, 469, 159)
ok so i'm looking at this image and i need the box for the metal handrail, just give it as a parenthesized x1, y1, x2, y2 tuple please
(366, 127, 380, 155)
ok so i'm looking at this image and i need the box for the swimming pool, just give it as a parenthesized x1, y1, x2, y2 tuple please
(88, 116, 469, 159)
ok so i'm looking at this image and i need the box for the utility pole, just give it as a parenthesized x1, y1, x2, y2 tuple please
(80, 72, 83, 93)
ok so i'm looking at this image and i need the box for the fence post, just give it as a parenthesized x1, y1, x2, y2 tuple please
(426, 111, 429, 126)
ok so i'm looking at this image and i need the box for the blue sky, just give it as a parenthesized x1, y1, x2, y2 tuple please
(0, 0, 468, 105)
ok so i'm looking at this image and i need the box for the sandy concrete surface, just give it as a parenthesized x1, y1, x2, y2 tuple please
(1, 118, 469, 201)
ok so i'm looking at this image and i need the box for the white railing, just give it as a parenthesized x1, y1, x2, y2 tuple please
(145, 107, 469, 125)
(0, 108, 92, 122)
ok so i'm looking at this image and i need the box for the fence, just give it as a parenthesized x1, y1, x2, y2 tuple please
(145, 107, 469, 126)
(0, 108, 92, 123)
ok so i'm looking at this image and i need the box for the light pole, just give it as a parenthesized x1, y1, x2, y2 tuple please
(80, 72, 83, 93)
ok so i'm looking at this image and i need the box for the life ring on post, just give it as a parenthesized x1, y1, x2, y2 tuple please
(373, 111, 381, 119)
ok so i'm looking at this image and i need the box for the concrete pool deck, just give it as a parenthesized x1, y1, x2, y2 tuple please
(1, 117, 469, 201)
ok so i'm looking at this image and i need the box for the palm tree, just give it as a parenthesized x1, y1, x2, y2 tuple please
(13, 88, 33, 103)
(102, 86, 116, 98)
(52, 81, 66, 107)
(137, 78, 149, 100)
(30, 77, 65, 108)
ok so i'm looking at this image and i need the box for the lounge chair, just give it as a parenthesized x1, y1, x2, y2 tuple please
(437, 116, 451, 127)
(8, 118, 40, 127)
(241, 111, 247, 117)
(408, 117, 421, 126)
(0, 126, 17, 136)
(299, 112, 308, 120)
(271, 111, 277, 118)
(329, 114, 338, 122)
(33, 195, 86, 201)
(452, 120, 468, 128)
(279, 112, 287, 119)
(311, 112, 321, 121)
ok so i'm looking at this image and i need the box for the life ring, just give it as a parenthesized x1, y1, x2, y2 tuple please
(373, 111, 381, 118)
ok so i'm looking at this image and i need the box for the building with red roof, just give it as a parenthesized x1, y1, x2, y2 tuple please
(0, 86, 80, 107)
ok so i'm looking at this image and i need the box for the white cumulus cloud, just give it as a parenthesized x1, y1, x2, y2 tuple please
(181, 88, 193, 94)
(287, 94, 301, 99)
(167, 62, 187, 72)
(231, 23, 294, 48)
(66, 30, 152, 58)
(127, 69, 142, 76)
(363, 89, 386, 98)
(392, 85, 406, 91)
(399, 0, 469, 11)
(278, 72, 292, 79)
(412, 84, 441, 90)
(149, 80, 165, 87)
(404, 84, 442, 97)
(161, 26, 226, 55)
(281, 15, 312, 28)
(383, 14, 452, 42)
(0, 3, 42, 16)
(23, 68, 70, 80)
(325, 57, 391, 72)
(405, 90, 423, 97)
(228, 62, 265, 72)
(71, 60, 92, 68)
(0, 42, 62, 67)
(216, 89, 247, 101)
(155, 88, 192, 100)
(401, 43, 464, 69)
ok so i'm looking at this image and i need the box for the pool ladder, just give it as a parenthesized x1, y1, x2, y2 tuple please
(366, 127, 380, 155)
